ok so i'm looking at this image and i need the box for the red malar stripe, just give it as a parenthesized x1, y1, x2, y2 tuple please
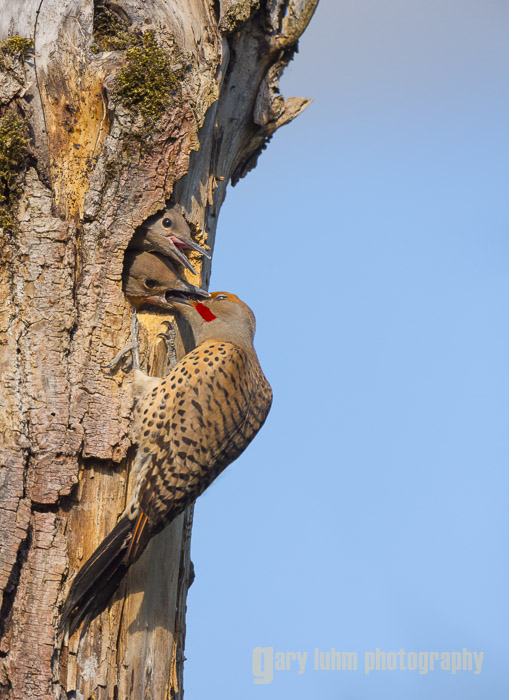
(195, 302, 217, 322)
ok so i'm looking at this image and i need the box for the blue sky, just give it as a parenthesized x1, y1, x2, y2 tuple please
(185, 2, 509, 698)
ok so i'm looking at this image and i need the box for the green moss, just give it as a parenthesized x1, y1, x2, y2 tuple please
(0, 36, 34, 58)
(93, 5, 137, 52)
(0, 36, 34, 72)
(0, 111, 29, 232)
(114, 31, 186, 132)
(219, 0, 260, 34)
(91, 11, 188, 136)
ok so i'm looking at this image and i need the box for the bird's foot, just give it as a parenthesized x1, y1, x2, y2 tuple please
(130, 310, 140, 371)
(157, 320, 178, 367)
(102, 343, 137, 370)
(157, 320, 175, 347)
(102, 310, 140, 371)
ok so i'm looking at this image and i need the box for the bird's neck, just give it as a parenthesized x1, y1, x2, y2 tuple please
(196, 332, 256, 357)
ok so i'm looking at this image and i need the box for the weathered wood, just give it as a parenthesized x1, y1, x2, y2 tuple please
(0, 1, 317, 698)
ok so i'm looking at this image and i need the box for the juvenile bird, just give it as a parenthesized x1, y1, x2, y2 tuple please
(60, 292, 272, 637)
(123, 250, 208, 310)
(128, 205, 210, 275)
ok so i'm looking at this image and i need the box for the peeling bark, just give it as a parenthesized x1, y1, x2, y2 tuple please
(0, 1, 317, 698)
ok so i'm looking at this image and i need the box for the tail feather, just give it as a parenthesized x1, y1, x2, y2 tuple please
(60, 513, 150, 638)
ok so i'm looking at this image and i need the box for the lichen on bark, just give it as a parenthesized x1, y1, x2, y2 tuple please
(0, 36, 33, 107)
(0, 36, 34, 66)
(113, 31, 189, 134)
(92, 3, 134, 52)
(0, 110, 29, 232)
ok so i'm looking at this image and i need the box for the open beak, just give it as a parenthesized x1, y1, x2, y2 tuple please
(170, 235, 211, 260)
(140, 229, 210, 274)
(165, 240, 198, 274)
(164, 287, 210, 307)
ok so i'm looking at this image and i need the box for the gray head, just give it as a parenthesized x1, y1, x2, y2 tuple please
(170, 291, 257, 353)
(129, 205, 210, 274)
(123, 251, 208, 309)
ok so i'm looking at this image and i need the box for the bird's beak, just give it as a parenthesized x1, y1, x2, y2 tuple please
(165, 288, 210, 307)
(166, 242, 198, 274)
(171, 234, 211, 260)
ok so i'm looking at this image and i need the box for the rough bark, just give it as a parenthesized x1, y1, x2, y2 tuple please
(0, 1, 317, 698)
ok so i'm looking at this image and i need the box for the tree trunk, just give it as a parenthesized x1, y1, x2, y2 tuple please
(0, 1, 317, 698)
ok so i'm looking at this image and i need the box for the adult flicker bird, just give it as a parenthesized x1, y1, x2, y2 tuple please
(128, 204, 210, 275)
(123, 250, 208, 310)
(60, 292, 272, 638)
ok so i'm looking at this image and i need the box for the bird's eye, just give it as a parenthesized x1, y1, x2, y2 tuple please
(145, 278, 158, 288)
(162, 217, 172, 228)
(215, 294, 228, 301)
